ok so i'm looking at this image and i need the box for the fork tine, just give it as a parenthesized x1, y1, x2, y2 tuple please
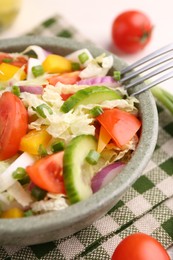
(131, 69, 173, 96)
(121, 42, 173, 75)
(120, 52, 173, 84)
(125, 59, 173, 90)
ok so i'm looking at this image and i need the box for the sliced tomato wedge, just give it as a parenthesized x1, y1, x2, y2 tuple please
(97, 108, 141, 148)
(26, 152, 66, 194)
(0, 92, 28, 160)
(47, 71, 80, 86)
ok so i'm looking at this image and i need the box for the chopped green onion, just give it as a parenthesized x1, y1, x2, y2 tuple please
(24, 209, 33, 217)
(19, 175, 30, 185)
(12, 85, 20, 97)
(113, 71, 121, 81)
(31, 186, 47, 201)
(78, 52, 89, 64)
(32, 65, 44, 77)
(151, 86, 173, 115)
(71, 62, 80, 71)
(32, 104, 53, 118)
(90, 106, 103, 117)
(2, 58, 13, 63)
(51, 140, 65, 153)
(38, 144, 48, 157)
(86, 150, 100, 165)
(12, 167, 27, 180)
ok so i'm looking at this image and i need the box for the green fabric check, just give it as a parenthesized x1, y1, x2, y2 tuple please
(82, 198, 173, 259)
(0, 15, 173, 260)
(26, 14, 90, 43)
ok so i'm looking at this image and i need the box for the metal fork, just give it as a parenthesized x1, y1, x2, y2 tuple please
(119, 43, 173, 96)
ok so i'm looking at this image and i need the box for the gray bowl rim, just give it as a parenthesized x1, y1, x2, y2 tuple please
(0, 36, 158, 237)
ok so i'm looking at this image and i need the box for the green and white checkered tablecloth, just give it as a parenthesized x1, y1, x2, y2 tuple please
(0, 15, 173, 259)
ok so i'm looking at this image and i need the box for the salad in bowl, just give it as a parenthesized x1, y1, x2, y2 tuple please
(0, 42, 142, 218)
(0, 37, 158, 245)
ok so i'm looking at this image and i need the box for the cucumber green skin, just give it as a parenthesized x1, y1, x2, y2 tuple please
(63, 134, 97, 204)
(60, 86, 122, 113)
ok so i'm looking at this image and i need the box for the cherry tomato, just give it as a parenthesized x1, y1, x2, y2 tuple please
(26, 152, 66, 194)
(112, 10, 153, 54)
(112, 233, 170, 260)
(0, 92, 28, 160)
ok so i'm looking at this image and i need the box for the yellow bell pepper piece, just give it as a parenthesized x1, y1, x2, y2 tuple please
(42, 54, 72, 73)
(19, 128, 51, 155)
(1, 208, 24, 218)
(97, 125, 112, 153)
(0, 63, 26, 81)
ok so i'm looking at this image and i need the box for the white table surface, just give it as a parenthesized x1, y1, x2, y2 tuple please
(0, 0, 173, 258)
(1, 0, 173, 94)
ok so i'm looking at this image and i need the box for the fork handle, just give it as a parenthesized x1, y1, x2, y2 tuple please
(121, 43, 173, 75)
(131, 70, 173, 96)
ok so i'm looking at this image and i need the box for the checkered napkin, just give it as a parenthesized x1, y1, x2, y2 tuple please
(1, 15, 173, 260)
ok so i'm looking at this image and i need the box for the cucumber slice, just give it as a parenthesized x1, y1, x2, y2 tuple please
(63, 134, 97, 204)
(60, 85, 122, 113)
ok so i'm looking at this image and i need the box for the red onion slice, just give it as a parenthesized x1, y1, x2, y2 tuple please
(77, 76, 119, 87)
(91, 162, 125, 193)
(19, 85, 43, 95)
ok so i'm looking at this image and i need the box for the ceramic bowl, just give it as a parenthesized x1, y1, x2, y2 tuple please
(0, 36, 158, 245)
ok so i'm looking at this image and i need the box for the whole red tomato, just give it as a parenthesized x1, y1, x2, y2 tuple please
(112, 233, 170, 260)
(112, 10, 153, 54)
